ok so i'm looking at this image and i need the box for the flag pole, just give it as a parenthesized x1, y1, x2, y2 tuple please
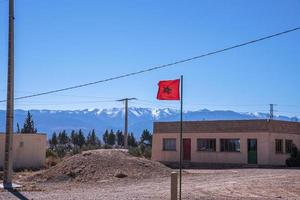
(179, 75, 183, 200)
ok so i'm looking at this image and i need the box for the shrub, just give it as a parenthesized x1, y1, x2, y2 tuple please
(55, 144, 68, 158)
(46, 149, 58, 158)
(128, 145, 152, 159)
(143, 146, 152, 159)
(286, 144, 300, 167)
(103, 144, 112, 149)
(128, 146, 142, 157)
(82, 144, 100, 151)
(71, 145, 81, 155)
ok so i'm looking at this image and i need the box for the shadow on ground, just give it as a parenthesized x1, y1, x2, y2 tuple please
(6, 188, 29, 200)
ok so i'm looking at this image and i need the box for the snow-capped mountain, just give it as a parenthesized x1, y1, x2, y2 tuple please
(0, 107, 296, 138)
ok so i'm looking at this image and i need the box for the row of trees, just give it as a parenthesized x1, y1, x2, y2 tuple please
(49, 129, 101, 149)
(49, 129, 152, 150)
(17, 111, 153, 158)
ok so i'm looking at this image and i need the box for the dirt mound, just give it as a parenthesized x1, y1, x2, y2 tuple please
(28, 149, 171, 183)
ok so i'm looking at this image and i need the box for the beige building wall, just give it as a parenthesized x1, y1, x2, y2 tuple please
(0, 133, 47, 169)
(152, 131, 300, 166)
(268, 133, 300, 165)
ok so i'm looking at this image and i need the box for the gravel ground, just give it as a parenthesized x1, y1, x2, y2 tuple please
(1, 168, 300, 200)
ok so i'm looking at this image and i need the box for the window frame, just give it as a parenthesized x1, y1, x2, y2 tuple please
(220, 139, 241, 152)
(275, 139, 283, 154)
(197, 138, 216, 152)
(163, 138, 176, 151)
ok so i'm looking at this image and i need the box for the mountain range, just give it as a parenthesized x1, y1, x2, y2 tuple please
(0, 108, 296, 138)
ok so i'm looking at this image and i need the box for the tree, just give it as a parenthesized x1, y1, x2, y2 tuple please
(49, 132, 58, 148)
(116, 130, 124, 146)
(107, 129, 116, 146)
(78, 129, 86, 148)
(87, 129, 100, 147)
(103, 129, 109, 144)
(58, 130, 69, 145)
(16, 123, 20, 133)
(140, 129, 152, 146)
(128, 133, 138, 147)
(70, 130, 79, 146)
(21, 111, 37, 133)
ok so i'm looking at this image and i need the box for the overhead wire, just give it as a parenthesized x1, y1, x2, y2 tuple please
(0, 27, 299, 103)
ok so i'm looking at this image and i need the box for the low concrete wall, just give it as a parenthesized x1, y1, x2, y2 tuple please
(0, 133, 47, 169)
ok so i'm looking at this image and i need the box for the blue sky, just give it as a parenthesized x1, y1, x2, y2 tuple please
(0, 0, 299, 117)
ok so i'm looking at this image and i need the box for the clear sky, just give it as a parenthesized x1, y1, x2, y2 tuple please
(0, 0, 299, 117)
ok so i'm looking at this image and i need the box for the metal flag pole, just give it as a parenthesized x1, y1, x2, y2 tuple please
(2, 0, 16, 189)
(179, 75, 183, 200)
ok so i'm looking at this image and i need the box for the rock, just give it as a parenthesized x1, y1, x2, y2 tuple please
(115, 172, 128, 178)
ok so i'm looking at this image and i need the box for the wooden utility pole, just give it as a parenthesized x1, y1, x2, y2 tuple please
(3, 0, 15, 189)
(117, 98, 137, 149)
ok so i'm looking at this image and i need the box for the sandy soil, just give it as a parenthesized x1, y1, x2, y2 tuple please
(1, 168, 300, 200)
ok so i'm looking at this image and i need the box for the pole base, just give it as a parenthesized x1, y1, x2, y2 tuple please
(0, 183, 22, 189)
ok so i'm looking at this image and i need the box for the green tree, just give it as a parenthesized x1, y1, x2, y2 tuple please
(21, 111, 37, 133)
(50, 132, 58, 148)
(70, 130, 79, 146)
(78, 129, 86, 148)
(58, 130, 69, 145)
(16, 123, 21, 133)
(87, 129, 100, 146)
(107, 129, 116, 146)
(128, 133, 138, 147)
(103, 129, 109, 144)
(116, 130, 124, 146)
(140, 129, 152, 146)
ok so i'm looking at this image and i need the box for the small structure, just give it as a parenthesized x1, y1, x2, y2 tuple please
(152, 120, 300, 166)
(0, 133, 47, 169)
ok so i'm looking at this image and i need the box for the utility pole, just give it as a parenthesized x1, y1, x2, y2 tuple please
(2, 0, 15, 189)
(117, 98, 137, 149)
(269, 104, 276, 120)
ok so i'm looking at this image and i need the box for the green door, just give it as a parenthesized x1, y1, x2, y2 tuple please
(248, 139, 257, 164)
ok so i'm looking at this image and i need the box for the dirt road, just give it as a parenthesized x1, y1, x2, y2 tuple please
(1, 168, 300, 199)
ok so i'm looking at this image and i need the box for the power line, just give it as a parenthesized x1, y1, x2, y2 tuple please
(0, 27, 299, 103)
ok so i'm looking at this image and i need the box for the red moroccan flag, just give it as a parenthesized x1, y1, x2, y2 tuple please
(157, 79, 180, 100)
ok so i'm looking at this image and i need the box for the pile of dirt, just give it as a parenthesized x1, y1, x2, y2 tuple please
(27, 149, 171, 183)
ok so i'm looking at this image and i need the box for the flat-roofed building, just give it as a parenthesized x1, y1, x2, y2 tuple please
(152, 120, 300, 166)
(0, 133, 47, 169)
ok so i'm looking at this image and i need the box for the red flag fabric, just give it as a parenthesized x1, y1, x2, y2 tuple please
(157, 79, 180, 100)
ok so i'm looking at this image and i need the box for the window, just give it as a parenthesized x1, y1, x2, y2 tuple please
(197, 139, 216, 151)
(163, 138, 176, 151)
(220, 139, 240, 152)
(285, 140, 293, 154)
(275, 139, 283, 154)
